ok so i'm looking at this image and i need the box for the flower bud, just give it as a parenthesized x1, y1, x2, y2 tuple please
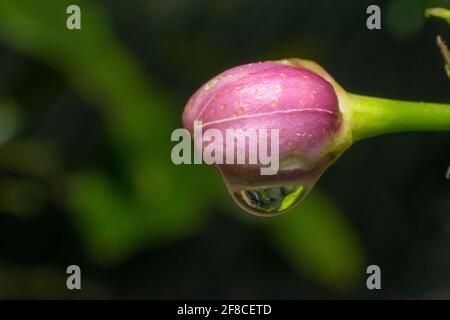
(182, 59, 350, 215)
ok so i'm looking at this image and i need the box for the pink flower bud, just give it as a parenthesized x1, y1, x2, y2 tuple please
(182, 59, 348, 216)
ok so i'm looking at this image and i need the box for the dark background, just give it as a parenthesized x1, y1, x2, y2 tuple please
(0, 0, 449, 298)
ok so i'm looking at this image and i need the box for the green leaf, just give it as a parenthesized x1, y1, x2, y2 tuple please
(0, 0, 223, 263)
(267, 191, 365, 290)
(425, 7, 450, 24)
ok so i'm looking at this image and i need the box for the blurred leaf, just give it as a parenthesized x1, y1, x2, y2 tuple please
(67, 166, 219, 264)
(0, 178, 46, 217)
(0, 0, 171, 150)
(267, 191, 364, 290)
(425, 7, 450, 24)
(0, 0, 222, 263)
(0, 100, 21, 145)
(0, 140, 61, 178)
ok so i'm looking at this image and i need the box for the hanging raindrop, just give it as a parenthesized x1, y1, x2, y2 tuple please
(231, 185, 307, 216)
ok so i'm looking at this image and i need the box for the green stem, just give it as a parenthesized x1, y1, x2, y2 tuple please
(347, 93, 450, 141)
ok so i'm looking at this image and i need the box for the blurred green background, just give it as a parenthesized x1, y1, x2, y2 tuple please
(0, 0, 449, 299)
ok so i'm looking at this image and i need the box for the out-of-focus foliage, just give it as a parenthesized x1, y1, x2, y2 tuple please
(0, 0, 220, 264)
(425, 7, 450, 24)
(0, 100, 20, 145)
(0, 0, 448, 298)
(0, 0, 364, 290)
(268, 191, 364, 290)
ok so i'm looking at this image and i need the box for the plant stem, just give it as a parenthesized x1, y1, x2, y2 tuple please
(347, 93, 450, 141)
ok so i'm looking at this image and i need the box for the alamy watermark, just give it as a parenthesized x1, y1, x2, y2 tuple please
(66, 265, 81, 290)
(366, 264, 381, 290)
(366, 5, 381, 30)
(171, 121, 280, 175)
(66, 5, 81, 30)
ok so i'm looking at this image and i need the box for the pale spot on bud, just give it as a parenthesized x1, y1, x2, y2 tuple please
(205, 78, 219, 91)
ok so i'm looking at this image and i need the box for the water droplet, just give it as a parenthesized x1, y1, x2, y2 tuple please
(217, 161, 329, 216)
(232, 185, 307, 216)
